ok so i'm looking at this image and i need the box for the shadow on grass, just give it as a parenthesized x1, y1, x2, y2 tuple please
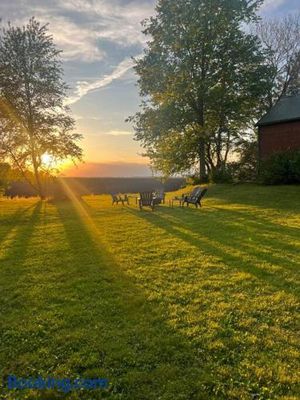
(163, 205, 300, 270)
(1, 198, 219, 400)
(0, 203, 37, 248)
(127, 206, 299, 299)
(0, 200, 43, 310)
(0, 201, 42, 269)
(209, 206, 300, 241)
(207, 184, 300, 212)
(1, 198, 298, 400)
(0, 202, 44, 381)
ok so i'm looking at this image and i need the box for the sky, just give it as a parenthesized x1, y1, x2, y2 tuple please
(0, 0, 299, 177)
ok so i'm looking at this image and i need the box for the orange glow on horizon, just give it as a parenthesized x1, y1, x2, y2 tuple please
(41, 153, 75, 174)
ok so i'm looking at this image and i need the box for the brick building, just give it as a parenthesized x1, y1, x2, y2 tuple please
(257, 95, 300, 160)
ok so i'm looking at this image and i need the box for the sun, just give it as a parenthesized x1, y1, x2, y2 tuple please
(41, 153, 54, 167)
(41, 153, 73, 172)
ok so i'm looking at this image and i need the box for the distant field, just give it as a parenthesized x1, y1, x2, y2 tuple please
(6, 177, 185, 197)
(0, 184, 299, 400)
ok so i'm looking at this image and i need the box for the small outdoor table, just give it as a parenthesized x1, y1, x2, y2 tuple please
(169, 195, 186, 208)
(127, 195, 139, 205)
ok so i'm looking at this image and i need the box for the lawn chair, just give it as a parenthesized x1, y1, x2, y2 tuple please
(111, 194, 129, 206)
(138, 192, 158, 210)
(170, 186, 200, 208)
(153, 189, 165, 204)
(183, 187, 207, 208)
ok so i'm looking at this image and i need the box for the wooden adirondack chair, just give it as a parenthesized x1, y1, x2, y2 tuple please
(111, 194, 129, 205)
(111, 194, 120, 205)
(184, 187, 207, 208)
(186, 186, 201, 198)
(138, 192, 157, 210)
(170, 186, 201, 208)
(153, 189, 165, 204)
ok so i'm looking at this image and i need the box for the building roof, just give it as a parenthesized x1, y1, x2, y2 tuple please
(257, 95, 300, 127)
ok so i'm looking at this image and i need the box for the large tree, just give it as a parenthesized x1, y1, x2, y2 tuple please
(256, 12, 300, 107)
(0, 18, 82, 199)
(129, 0, 272, 179)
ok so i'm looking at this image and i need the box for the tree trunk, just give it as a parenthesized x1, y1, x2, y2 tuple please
(197, 100, 206, 182)
(198, 138, 206, 181)
(32, 156, 45, 200)
(206, 143, 215, 172)
(30, 139, 45, 200)
(216, 129, 222, 169)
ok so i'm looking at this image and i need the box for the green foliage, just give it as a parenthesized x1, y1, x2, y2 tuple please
(130, 0, 273, 178)
(0, 185, 299, 399)
(186, 175, 208, 185)
(209, 165, 234, 183)
(0, 18, 82, 198)
(225, 139, 259, 183)
(235, 140, 259, 182)
(260, 150, 300, 185)
(208, 139, 259, 184)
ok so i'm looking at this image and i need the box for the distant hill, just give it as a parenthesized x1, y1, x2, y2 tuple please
(5, 177, 185, 198)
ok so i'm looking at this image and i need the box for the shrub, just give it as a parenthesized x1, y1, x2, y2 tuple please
(226, 160, 258, 183)
(209, 165, 234, 183)
(186, 174, 209, 185)
(260, 150, 300, 185)
(235, 140, 258, 182)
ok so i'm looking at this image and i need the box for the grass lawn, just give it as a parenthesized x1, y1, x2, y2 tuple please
(0, 184, 299, 400)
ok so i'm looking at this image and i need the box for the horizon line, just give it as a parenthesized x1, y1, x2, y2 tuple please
(60, 176, 184, 179)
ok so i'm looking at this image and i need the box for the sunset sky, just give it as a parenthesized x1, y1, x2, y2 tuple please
(0, 0, 299, 176)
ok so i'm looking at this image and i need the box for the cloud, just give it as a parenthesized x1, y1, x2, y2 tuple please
(42, 15, 105, 62)
(65, 57, 136, 105)
(0, 0, 154, 62)
(62, 161, 151, 177)
(73, 114, 103, 121)
(59, 0, 155, 47)
(0, 5, 105, 62)
(261, 0, 286, 11)
(104, 130, 133, 136)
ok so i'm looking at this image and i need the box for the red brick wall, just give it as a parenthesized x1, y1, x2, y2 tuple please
(259, 120, 300, 159)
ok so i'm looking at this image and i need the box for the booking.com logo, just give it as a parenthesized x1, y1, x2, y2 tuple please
(7, 375, 109, 393)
